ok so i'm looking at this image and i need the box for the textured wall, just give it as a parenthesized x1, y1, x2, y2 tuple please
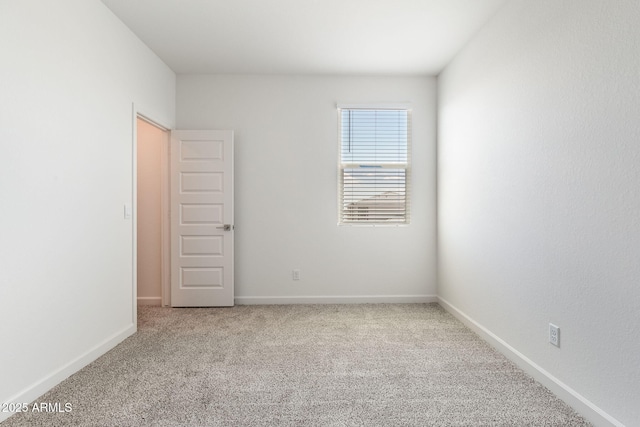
(438, 1, 640, 425)
(177, 75, 437, 303)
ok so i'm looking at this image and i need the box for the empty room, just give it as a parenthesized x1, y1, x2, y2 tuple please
(0, 0, 638, 426)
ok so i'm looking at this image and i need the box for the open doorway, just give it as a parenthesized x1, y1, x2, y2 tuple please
(136, 116, 170, 306)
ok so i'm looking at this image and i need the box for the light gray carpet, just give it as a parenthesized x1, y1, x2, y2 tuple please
(3, 304, 591, 426)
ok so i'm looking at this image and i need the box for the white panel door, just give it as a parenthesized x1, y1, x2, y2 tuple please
(170, 130, 234, 307)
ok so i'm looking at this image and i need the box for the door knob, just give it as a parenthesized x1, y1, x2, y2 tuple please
(217, 224, 232, 231)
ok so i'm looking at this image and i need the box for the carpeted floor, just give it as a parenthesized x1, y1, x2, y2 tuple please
(3, 304, 591, 426)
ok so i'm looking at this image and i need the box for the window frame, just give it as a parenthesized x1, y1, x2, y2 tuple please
(337, 104, 412, 226)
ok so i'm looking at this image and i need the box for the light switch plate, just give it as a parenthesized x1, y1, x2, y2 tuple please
(549, 323, 560, 347)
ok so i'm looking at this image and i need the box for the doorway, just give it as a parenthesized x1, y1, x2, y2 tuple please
(136, 116, 170, 306)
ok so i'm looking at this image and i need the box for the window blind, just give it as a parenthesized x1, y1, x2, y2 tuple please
(338, 108, 411, 224)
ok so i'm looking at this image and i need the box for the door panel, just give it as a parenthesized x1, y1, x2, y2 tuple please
(170, 130, 234, 307)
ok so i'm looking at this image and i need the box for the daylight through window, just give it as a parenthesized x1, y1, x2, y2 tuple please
(338, 108, 411, 224)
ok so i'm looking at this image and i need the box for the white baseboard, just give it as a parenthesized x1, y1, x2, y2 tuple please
(437, 297, 624, 427)
(0, 323, 136, 423)
(235, 295, 438, 305)
(137, 296, 162, 306)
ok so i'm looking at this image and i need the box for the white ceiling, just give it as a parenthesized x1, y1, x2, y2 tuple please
(101, 0, 508, 75)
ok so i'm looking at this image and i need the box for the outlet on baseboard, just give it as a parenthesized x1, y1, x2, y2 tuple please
(292, 269, 301, 281)
(549, 323, 560, 347)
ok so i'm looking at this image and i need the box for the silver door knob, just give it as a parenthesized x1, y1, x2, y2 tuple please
(217, 224, 232, 231)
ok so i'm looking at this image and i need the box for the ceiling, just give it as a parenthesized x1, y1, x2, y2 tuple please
(101, 0, 508, 76)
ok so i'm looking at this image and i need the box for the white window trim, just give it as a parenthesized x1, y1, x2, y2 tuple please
(337, 103, 412, 110)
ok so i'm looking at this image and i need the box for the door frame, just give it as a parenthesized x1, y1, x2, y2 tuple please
(132, 107, 172, 321)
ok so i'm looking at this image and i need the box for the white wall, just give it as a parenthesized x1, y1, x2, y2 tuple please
(177, 75, 436, 303)
(0, 0, 175, 420)
(438, 1, 640, 426)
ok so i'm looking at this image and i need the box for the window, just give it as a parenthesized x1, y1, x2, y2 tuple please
(338, 107, 411, 225)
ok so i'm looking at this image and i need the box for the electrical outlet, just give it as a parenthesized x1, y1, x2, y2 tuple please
(292, 269, 300, 281)
(549, 323, 560, 347)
